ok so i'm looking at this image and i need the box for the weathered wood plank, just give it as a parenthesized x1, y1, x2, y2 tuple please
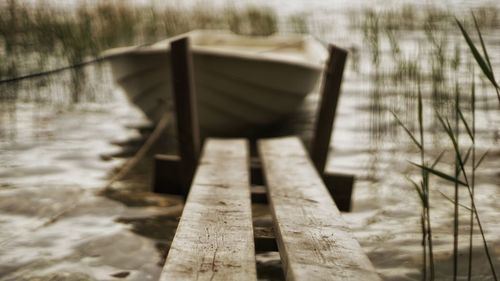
(154, 155, 354, 210)
(250, 158, 354, 211)
(259, 136, 381, 281)
(160, 139, 257, 281)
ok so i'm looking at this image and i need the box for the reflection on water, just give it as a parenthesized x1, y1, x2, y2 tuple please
(0, 1, 499, 280)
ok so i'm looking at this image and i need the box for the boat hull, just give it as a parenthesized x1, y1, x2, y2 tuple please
(106, 31, 326, 137)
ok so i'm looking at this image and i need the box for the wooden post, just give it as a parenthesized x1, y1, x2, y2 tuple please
(310, 45, 347, 175)
(323, 172, 354, 211)
(170, 37, 200, 195)
(152, 154, 183, 195)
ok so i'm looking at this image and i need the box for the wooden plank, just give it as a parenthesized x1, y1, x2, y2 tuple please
(250, 156, 354, 210)
(153, 154, 354, 210)
(170, 37, 201, 194)
(259, 136, 381, 281)
(160, 139, 257, 281)
(310, 45, 348, 174)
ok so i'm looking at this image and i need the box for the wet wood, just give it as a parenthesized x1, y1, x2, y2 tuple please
(153, 154, 183, 195)
(310, 45, 348, 174)
(170, 37, 201, 194)
(254, 226, 278, 252)
(323, 172, 354, 212)
(160, 139, 257, 281)
(259, 136, 381, 281)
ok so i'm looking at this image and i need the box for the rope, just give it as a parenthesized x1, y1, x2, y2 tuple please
(0, 55, 108, 85)
(0, 40, 157, 85)
(0, 34, 326, 85)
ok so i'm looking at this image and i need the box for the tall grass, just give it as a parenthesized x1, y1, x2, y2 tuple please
(384, 7, 499, 280)
(394, 74, 497, 281)
(455, 12, 499, 281)
(0, 1, 308, 105)
(456, 15, 500, 104)
(0, 1, 308, 77)
(392, 86, 438, 280)
(467, 76, 476, 281)
(429, 92, 497, 281)
(350, 4, 500, 32)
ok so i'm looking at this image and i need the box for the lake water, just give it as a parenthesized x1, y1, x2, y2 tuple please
(0, 1, 499, 280)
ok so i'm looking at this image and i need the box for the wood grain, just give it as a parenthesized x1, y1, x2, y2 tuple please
(160, 138, 257, 281)
(259, 136, 381, 281)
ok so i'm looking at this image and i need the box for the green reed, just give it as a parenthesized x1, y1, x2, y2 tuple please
(0, 1, 310, 105)
(392, 85, 439, 280)
(457, 14, 500, 104)
(0, 1, 286, 67)
(227, 6, 277, 36)
(350, 4, 500, 32)
(467, 76, 476, 281)
(393, 71, 497, 281)
(455, 12, 499, 280)
(368, 6, 499, 280)
(425, 89, 497, 281)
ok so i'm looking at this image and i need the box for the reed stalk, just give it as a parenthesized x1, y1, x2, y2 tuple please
(456, 14, 500, 104)
(420, 109, 497, 281)
(392, 84, 436, 280)
(467, 74, 476, 281)
(455, 14, 498, 280)
(421, 213, 427, 281)
(452, 83, 459, 281)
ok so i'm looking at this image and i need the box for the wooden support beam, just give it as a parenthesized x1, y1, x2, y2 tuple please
(250, 157, 264, 185)
(310, 45, 348, 175)
(153, 154, 183, 195)
(323, 172, 354, 212)
(154, 155, 354, 210)
(259, 137, 381, 281)
(251, 185, 268, 204)
(160, 139, 257, 280)
(170, 37, 201, 195)
(154, 154, 353, 210)
(254, 226, 278, 252)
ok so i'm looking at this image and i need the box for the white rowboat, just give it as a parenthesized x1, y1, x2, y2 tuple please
(105, 30, 327, 136)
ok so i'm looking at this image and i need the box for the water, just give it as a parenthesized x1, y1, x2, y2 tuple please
(1, 1, 499, 280)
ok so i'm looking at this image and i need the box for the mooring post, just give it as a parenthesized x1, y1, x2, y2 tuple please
(310, 44, 348, 174)
(308, 45, 353, 211)
(170, 37, 201, 195)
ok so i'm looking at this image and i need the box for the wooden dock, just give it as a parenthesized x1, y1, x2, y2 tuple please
(154, 37, 380, 280)
(160, 137, 381, 280)
(153, 37, 354, 211)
